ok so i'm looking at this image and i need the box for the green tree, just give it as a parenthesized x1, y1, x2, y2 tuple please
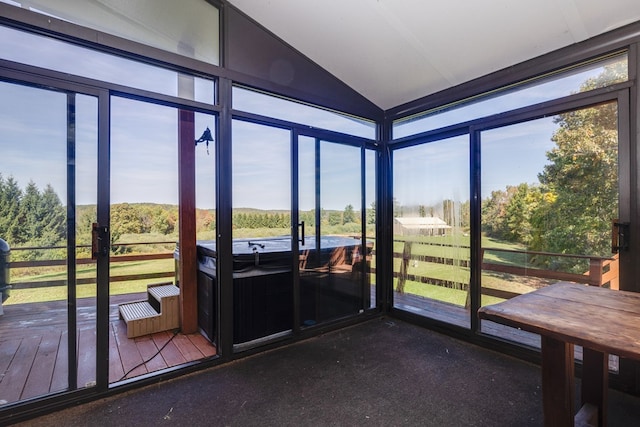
(300, 209, 316, 228)
(503, 183, 542, 245)
(38, 184, 66, 244)
(327, 211, 342, 226)
(366, 202, 376, 225)
(343, 204, 356, 224)
(1, 176, 24, 244)
(530, 64, 620, 270)
(152, 210, 174, 234)
(534, 106, 617, 261)
(76, 206, 97, 250)
(13, 180, 40, 244)
(110, 203, 143, 253)
(482, 187, 515, 239)
(111, 203, 144, 235)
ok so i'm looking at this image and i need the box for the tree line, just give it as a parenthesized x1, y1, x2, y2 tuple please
(0, 176, 370, 251)
(233, 204, 372, 229)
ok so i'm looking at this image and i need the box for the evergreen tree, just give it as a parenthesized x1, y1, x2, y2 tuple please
(20, 181, 46, 243)
(37, 184, 66, 245)
(2, 176, 24, 244)
(343, 204, 356, 224)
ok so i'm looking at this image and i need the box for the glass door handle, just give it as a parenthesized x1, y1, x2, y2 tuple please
(612, 219, 630, 253)
(91, 222, 109, 259)
(298, 221, 305, 246)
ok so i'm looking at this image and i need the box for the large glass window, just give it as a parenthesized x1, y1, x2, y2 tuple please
(480, 102, 619, 350)
(233, 86, 376, 139)
(393, 53, 628, 138)
(1, 0, 219, 66)
(392, 136, 471, 327)
(0, 25, 215, 103)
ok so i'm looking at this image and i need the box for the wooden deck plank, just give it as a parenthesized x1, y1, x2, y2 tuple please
(77, 327, 97, 388)
(152, 331, 186, 367)
(109, 323, 125, 383)
(0, 338, 21, 382)
(394, 291, 471, 328)
(172, 334, 204, 361)
(134, 335, 167, 372)
(50, 330, 68, 393)
(0, 297, 217, 406)
(112, 321, 147, 379)
(188, 333, 217, 358)
(0, 336, 40, 402)
(21, 331, 61, 400)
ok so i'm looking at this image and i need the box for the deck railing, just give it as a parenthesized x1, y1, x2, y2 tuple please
(8, 242, 176, 290)
(481, 248, 619, 290)
(7, 239, 619, 302)
(394, 240, 619, 300)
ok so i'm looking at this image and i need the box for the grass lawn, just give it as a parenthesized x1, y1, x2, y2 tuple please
(7, 232, 545, 308)
(7, 258, 174, 305)
(393, 234, 550, 307)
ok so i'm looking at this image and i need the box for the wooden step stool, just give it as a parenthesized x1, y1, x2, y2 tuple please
(119, 283, 180, 338)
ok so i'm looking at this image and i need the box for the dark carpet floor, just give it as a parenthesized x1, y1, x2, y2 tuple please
(16, 318, 640, 426)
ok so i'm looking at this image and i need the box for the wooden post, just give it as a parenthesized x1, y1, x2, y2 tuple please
(604, 254, 620, 290)
(588, 258, 604, 287)
(178, 109, 198, 334)
(541, 336, 575, 426)
(397, 241, 412, 294)
(581, 348, 608, 427)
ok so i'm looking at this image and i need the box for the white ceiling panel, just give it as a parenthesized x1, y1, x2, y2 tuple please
(228, 0, 640, 110)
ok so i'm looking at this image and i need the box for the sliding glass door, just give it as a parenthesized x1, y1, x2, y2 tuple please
(391, 136, 471, 327)
(299, 137, 371, 327)
(229, 122, 374, 349)
(0, 78, 102, 404)
(231, 120, 294, 349)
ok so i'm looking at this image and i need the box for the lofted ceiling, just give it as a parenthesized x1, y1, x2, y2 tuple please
(228, 0, 640, 111)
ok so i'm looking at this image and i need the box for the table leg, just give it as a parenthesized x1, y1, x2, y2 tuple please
(581, 347, 608, 427)
(541, 335, 574, 427)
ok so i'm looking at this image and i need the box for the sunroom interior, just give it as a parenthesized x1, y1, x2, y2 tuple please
(2, 0, 640, 424)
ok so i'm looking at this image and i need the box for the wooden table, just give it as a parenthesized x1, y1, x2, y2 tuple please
(478, 282, 640, 427)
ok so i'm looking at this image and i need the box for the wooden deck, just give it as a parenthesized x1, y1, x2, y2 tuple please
(394, 290, 619, 371)
(3, 287, 597, 407)
(0, 294, 216, 406)
(394, 291, 542, 348)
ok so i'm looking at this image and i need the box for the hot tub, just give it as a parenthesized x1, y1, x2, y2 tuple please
(181, 236, 368, 344)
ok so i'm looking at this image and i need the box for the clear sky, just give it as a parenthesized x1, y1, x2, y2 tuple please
(0, 21, 621, 213)
(0, 68, 585, 213)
